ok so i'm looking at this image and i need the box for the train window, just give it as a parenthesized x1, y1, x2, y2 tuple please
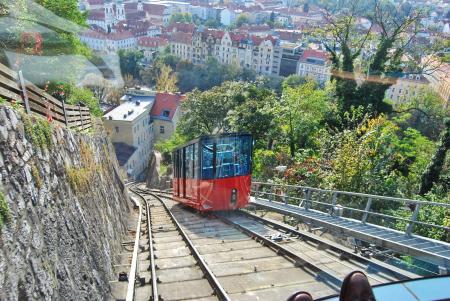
(193, 143, 198, 179)
(215, 136, 252, 179)
(201, 138, 215, 179)
(185, 144, 193, 178)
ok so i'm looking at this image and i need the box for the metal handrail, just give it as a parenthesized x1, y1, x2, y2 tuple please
(251, 182, 450, 237)
(252, 182, 450, 208)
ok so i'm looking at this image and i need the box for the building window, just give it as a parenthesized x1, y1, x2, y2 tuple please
(115, 126, 119, 133)
(162, 110, 170, 117)
(160, 126, 165, 133)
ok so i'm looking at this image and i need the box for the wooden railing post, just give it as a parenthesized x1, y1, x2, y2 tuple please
(78, 103, 83, 131)
(18, 70, 30, 114)
(62, 99, 69, 127)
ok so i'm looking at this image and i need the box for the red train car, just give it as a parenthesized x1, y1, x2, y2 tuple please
(172, 133, 253, 211)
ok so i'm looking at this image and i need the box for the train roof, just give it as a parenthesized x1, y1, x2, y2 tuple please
(172, 132, 252, 152)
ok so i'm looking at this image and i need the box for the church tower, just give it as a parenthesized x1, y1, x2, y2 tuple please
(104, 0, 114, 32)
(116, 0, 126, 21)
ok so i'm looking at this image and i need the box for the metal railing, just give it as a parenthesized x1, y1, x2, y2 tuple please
(251, 182, 450, 239)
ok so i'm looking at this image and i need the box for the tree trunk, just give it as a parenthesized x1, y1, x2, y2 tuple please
(419, 120, 450, 195)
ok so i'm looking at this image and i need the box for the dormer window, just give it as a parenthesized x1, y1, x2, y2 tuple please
(162, 110, 170, 117)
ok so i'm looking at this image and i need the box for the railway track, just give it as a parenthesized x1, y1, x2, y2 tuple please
(129, 184, 228, 301)
(131, 186, 415, 301)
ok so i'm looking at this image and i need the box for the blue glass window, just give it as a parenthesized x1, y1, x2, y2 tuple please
(201, 135, 252, 180)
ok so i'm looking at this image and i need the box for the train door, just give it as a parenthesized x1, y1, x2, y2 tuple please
(175, 150, 180, 197)
(200, 138, 216, 209)
(185, 144, 193, 199)
(182, 147, 186, 198)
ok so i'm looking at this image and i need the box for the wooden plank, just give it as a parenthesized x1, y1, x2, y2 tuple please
(28, 98, 65, 122)
(25, 81, 64, 108)
(0, 63, 17, 80)
(27, 91, 65, 115)
(66, 115, 92, 122)
(0, 73, 21, 92)
(0, 85, 22, 103)
(64, 109, 90, 117)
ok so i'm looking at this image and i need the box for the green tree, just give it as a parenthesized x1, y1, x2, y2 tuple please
(118, 49, 143, 79)
(281, 81, 331, 156)
(178, 82, 245, 138)
(227, 85, 280, 149)
(393, 88, 449, 140)
(169, 12, 192, 23)
(419, 119, 450, 195)
(156, 64, 178, 92)
(235, 13, 250, 27)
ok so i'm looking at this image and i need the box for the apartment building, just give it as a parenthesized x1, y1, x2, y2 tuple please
(297, 49, 331, 85)
(425, 63, 450, 105)
(172, 28, 281, 75)
(169, 32, 194, 61)
(79, 30, 137, 53)
(103, 88, 155, 180)
(386, 73, 431, 103)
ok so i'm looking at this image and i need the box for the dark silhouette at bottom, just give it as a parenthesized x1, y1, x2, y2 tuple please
(287, 271, 376, 301)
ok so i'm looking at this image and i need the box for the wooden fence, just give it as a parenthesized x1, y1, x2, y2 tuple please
(0, 62, 92, 132)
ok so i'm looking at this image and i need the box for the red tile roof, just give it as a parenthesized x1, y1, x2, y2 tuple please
(300, 49, 329, 61)
(202, 28, 225, 39)
(150, 92, 185, 120)
(251, 35, 277, 45)
(169, 32, 193, 44)
(166, 22, 196, 34)
(138, 37, 168, 48)
(80, 29, 106, 39)
(238, 24, 271, 32)
(108, 31, 135, 41)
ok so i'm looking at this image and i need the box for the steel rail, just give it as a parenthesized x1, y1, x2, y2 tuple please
(238, 209, 418, 280)
(216, 211, 343, 290)
(129, 185, 159, 301)
(125, 183, 143, 301)
(148, 190, 344, 289)
(136, 189, 231, 301)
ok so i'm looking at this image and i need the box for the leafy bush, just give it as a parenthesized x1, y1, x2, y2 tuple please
(0, 190, 10, 229)
(21, 113, 53, 149)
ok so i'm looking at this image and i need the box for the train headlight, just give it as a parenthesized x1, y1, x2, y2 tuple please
(231, 188, 237, 206)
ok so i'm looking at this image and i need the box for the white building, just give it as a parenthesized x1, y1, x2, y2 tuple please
(103, 88, 156, 180)
(220, 8, 240, 26)
(79, 30, 107, 51)
(297, 49, 331, 85)
(106, 31, 138, 52)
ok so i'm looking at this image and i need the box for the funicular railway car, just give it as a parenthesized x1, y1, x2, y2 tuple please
(172, 133, 253, 211)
